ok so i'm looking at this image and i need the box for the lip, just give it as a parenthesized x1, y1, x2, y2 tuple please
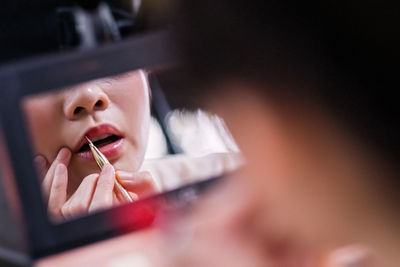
(74, 124, 125, 161)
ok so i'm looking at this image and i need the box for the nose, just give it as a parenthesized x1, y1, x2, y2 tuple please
(63, 82, 110, 120)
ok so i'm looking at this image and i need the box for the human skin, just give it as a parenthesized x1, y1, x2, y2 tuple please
(166, 81, 396, 266)
(22, 70, 157, 219)
(204, 83, 398, 266)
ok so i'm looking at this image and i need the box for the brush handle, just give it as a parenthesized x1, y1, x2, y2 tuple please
(115, 173, 134, 202)
(87, 140, 133, 202)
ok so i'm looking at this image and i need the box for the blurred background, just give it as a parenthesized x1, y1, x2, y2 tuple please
(1, 0, 399, 267)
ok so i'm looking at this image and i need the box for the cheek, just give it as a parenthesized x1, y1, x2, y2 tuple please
(221, 100, 326, 241)
(111, 74, 151, 146)
(221, 100, 293, 206)
(235, 118, 295, 213)
(22, 99, 62, 158)
(227, 107, 358, 247)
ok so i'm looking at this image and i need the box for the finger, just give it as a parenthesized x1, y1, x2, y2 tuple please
(114, 188, 139, 203)
(117, 171, 158, 196)
(33, 155, 48, 181)
(114, 188, 127, 203)
(41, 148, 71, 201)
(89, 164, 115, 213)
(47, 164, 68, 221)
(113, 192, 120, 205)
(61, 174, 99, 219)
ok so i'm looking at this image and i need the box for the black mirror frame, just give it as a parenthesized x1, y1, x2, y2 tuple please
(0, 30, 186, 259)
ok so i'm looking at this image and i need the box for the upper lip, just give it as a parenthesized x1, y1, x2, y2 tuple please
(74, 124, 123, 152)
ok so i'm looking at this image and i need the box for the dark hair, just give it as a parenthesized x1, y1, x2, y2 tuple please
(174, 0, 399, 174)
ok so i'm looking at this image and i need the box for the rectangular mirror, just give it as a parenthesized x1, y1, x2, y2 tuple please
(19, 67, 241, 223)
(0, 32, 240, 258)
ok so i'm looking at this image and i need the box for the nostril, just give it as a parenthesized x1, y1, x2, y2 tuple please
(95, 100, 103, 107)
(74, 106, 84, 115)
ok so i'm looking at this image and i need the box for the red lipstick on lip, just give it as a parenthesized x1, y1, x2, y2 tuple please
(84, 124, 122, 143)
(75, 124, 125, 161)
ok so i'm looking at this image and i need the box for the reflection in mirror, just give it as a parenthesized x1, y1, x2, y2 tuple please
(21, 68, 242, 222)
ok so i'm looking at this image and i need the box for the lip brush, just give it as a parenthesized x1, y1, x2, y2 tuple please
(85, 136, 133, 202)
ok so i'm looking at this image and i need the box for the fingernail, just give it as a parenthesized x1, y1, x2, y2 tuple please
(56, 148, 71, 161)
(119, 176, 140, 184)
(116, 171, 133, 180)
(119, 179, 136, 186)
(102, 164, 115, 176)
(55, 164, 66, 177)
(34, 155, 46, 169)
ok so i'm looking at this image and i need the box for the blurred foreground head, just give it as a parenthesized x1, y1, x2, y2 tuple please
(174, 0, 399, 265)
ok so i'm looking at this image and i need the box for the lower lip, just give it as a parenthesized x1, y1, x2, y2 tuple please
(76, 138, 125, 161)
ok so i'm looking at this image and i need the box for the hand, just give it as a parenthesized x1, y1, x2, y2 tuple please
(34, 148, 120, 220)
(117, 170, 159, 197)
(33, 147, 68, 200)
(34, 148, 157, 221)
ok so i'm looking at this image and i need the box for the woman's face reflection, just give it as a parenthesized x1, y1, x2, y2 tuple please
(23, 70, 151, 198)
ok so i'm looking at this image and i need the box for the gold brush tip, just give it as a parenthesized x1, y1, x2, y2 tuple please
(85, 136, 109, 169)
(85, 136, 133, 202)
(85, 136, 92, 145)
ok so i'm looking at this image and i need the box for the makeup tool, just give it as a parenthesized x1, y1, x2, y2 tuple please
(86, 136, 133, 202)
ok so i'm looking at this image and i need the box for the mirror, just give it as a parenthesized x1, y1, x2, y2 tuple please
(20, 68, 241, 222)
